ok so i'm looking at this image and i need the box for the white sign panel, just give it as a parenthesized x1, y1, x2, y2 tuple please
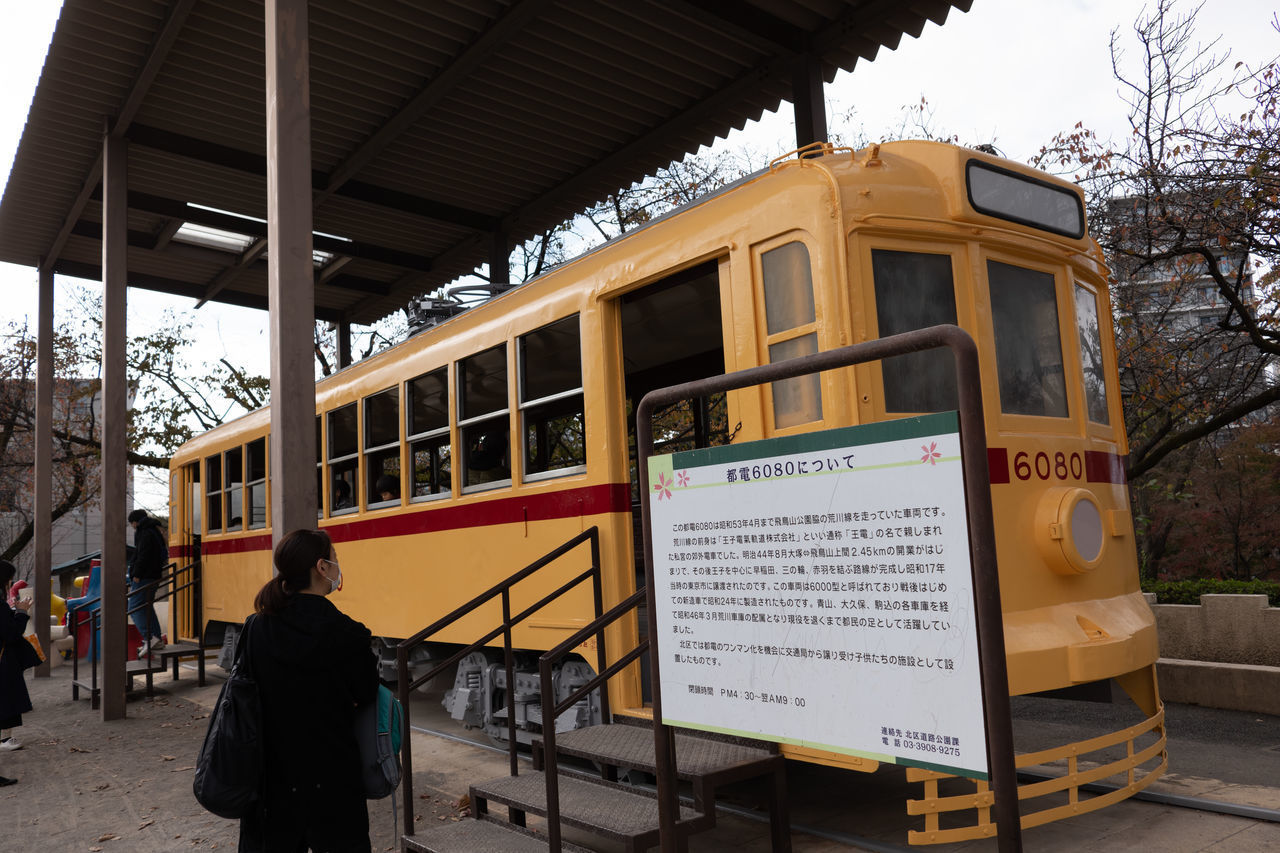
(648, 412, 989, 778)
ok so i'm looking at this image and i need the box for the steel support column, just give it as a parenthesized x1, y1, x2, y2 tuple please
(337, 319, 352, 369)
(490, 229, 509, 291)
(32, 263, 54, 678)
(792, 51, 828, 149)
(100, 131, 129, 720)
(265, 0, 318, 543)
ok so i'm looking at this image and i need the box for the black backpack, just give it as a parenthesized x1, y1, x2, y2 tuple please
(193, 616, 263, 818)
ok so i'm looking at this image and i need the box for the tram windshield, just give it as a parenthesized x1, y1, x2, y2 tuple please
(988, 261, 1068, 418)
(871, 248, 959, 413)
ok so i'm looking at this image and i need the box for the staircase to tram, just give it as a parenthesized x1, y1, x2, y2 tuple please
(395, 527, 791, 853)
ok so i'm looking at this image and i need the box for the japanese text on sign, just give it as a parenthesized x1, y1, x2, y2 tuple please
(649, 413, 989, 778)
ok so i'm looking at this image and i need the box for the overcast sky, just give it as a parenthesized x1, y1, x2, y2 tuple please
(0, 0, 1275, 500)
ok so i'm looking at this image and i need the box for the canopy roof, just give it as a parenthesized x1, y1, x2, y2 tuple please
(0, 0, 971, 325)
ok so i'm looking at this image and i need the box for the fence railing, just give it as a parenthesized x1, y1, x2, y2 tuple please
(394, 526, 606, 839)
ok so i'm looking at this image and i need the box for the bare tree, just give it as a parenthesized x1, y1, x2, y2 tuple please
(1034, 0, 1280, 481)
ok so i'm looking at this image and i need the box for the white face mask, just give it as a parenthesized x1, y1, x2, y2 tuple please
(323, 559, 342, 593)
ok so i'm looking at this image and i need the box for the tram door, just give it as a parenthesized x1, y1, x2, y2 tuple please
(171, 462, 202, 642)
(617, 259, 734, 697)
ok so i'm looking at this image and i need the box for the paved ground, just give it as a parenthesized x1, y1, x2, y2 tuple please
(2, 660, 1278, 852)
(0, 662, 464, 852)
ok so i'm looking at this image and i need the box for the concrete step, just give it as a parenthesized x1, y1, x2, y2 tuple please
(403, 817, 593, 852)
(472, 770, 699, 846)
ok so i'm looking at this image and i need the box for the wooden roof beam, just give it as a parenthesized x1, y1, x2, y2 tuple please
(51, 258, 343, 322)
(41, 0, 197, 268)
(660, 0, 808, 53)
(194, 238, 267, 308)
(317, 0, 558, 202)
(503, 0, 965, 243)
(92, 187, 435, 272)
(126, 124, 497, 231)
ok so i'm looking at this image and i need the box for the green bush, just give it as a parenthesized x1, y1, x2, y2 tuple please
(1142, 578, 1280, 606)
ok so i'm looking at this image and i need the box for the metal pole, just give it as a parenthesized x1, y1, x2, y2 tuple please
(265, 0, 318, 544)
(337, 319, 352, 368)
(490, 229, 509, 291)
(637, 405, 680, 853)
(502, 590, 518, 777)
(791, 51, 828, 149)
(397, 646, 416, 838)
(32, 263, 53, 677)
(950, 335, 1022, 852)
(100, 128, 129, 721)
(590, 529, 610, 723)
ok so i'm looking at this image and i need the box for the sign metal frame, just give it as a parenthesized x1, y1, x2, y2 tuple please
(636, 324, 1021, 852)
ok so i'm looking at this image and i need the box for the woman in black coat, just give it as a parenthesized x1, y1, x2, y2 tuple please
(238, 530, 379, 853)
(1, 559, 35, 785)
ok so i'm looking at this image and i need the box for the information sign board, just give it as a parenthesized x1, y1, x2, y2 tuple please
(648, 411, 989, 777)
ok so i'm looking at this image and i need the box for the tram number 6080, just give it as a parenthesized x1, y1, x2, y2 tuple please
(1013, 451, 1084, 482)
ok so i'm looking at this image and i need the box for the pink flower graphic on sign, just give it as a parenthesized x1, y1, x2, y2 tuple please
(654, 471, 674, 500)
(920, 442, 941, 466)
(677, 470, 690, 488)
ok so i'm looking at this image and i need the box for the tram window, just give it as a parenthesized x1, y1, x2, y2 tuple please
(988, 261, 1068, 417)
(408, 368, 451, 499)
(169, 472, 179, 528)
(246, 437, 266, 529)
(967, 160, 1085, 238)
(327, 403, 358, 514)
(1074, 284, 1111, 424)
(364, 388, 401, 507)
(205, 455, 222, 533)
(769, 334, 821, 428)
(190, 470, 202, 536)
(872, 249, 959, 413)
(761, 241, 822, 428)
(460, 345, 511, 489)
(225, 447, 244, 531)
(520, 317, 586, 479)
(762, 242, 816, 333)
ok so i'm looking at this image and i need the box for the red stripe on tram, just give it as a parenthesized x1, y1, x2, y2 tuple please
(983, 447, 1127, 486)
(987, 448, 1010, 484)
(197, 482, 633, 555)
(1085, 450, 1127, 484)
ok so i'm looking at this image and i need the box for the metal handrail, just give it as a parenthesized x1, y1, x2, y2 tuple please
(395, 526, 605, 839)
(135, 560, 203, 663)
(538, 587, 648, 852)
(69, 560, 202, 694)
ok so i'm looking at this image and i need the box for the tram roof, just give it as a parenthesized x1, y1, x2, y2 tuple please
(0, 0, 972, 326)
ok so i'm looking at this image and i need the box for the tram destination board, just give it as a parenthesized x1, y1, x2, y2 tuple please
(648, 411, 989, 778)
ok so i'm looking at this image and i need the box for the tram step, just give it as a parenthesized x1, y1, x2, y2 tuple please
(542, 721, 777, 779)
(403, 816, 593, 852)
(471, 770, 701, 846)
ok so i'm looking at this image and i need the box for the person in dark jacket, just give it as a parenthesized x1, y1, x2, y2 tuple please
(238, 528, 378, 853)
(128, 509, 167, 656)
(1, 559, 34, 782)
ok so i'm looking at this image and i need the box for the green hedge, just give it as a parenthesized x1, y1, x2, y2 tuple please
(1142, 578, 1280, 606)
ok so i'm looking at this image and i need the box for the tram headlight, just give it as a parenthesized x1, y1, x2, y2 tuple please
(1036, 487, 1105, 575)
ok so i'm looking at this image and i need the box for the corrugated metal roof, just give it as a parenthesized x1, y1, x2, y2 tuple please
(0, 0, 971, 325)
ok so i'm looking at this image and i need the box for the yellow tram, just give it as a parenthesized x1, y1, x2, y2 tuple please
(167, 140, 1165, 842)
